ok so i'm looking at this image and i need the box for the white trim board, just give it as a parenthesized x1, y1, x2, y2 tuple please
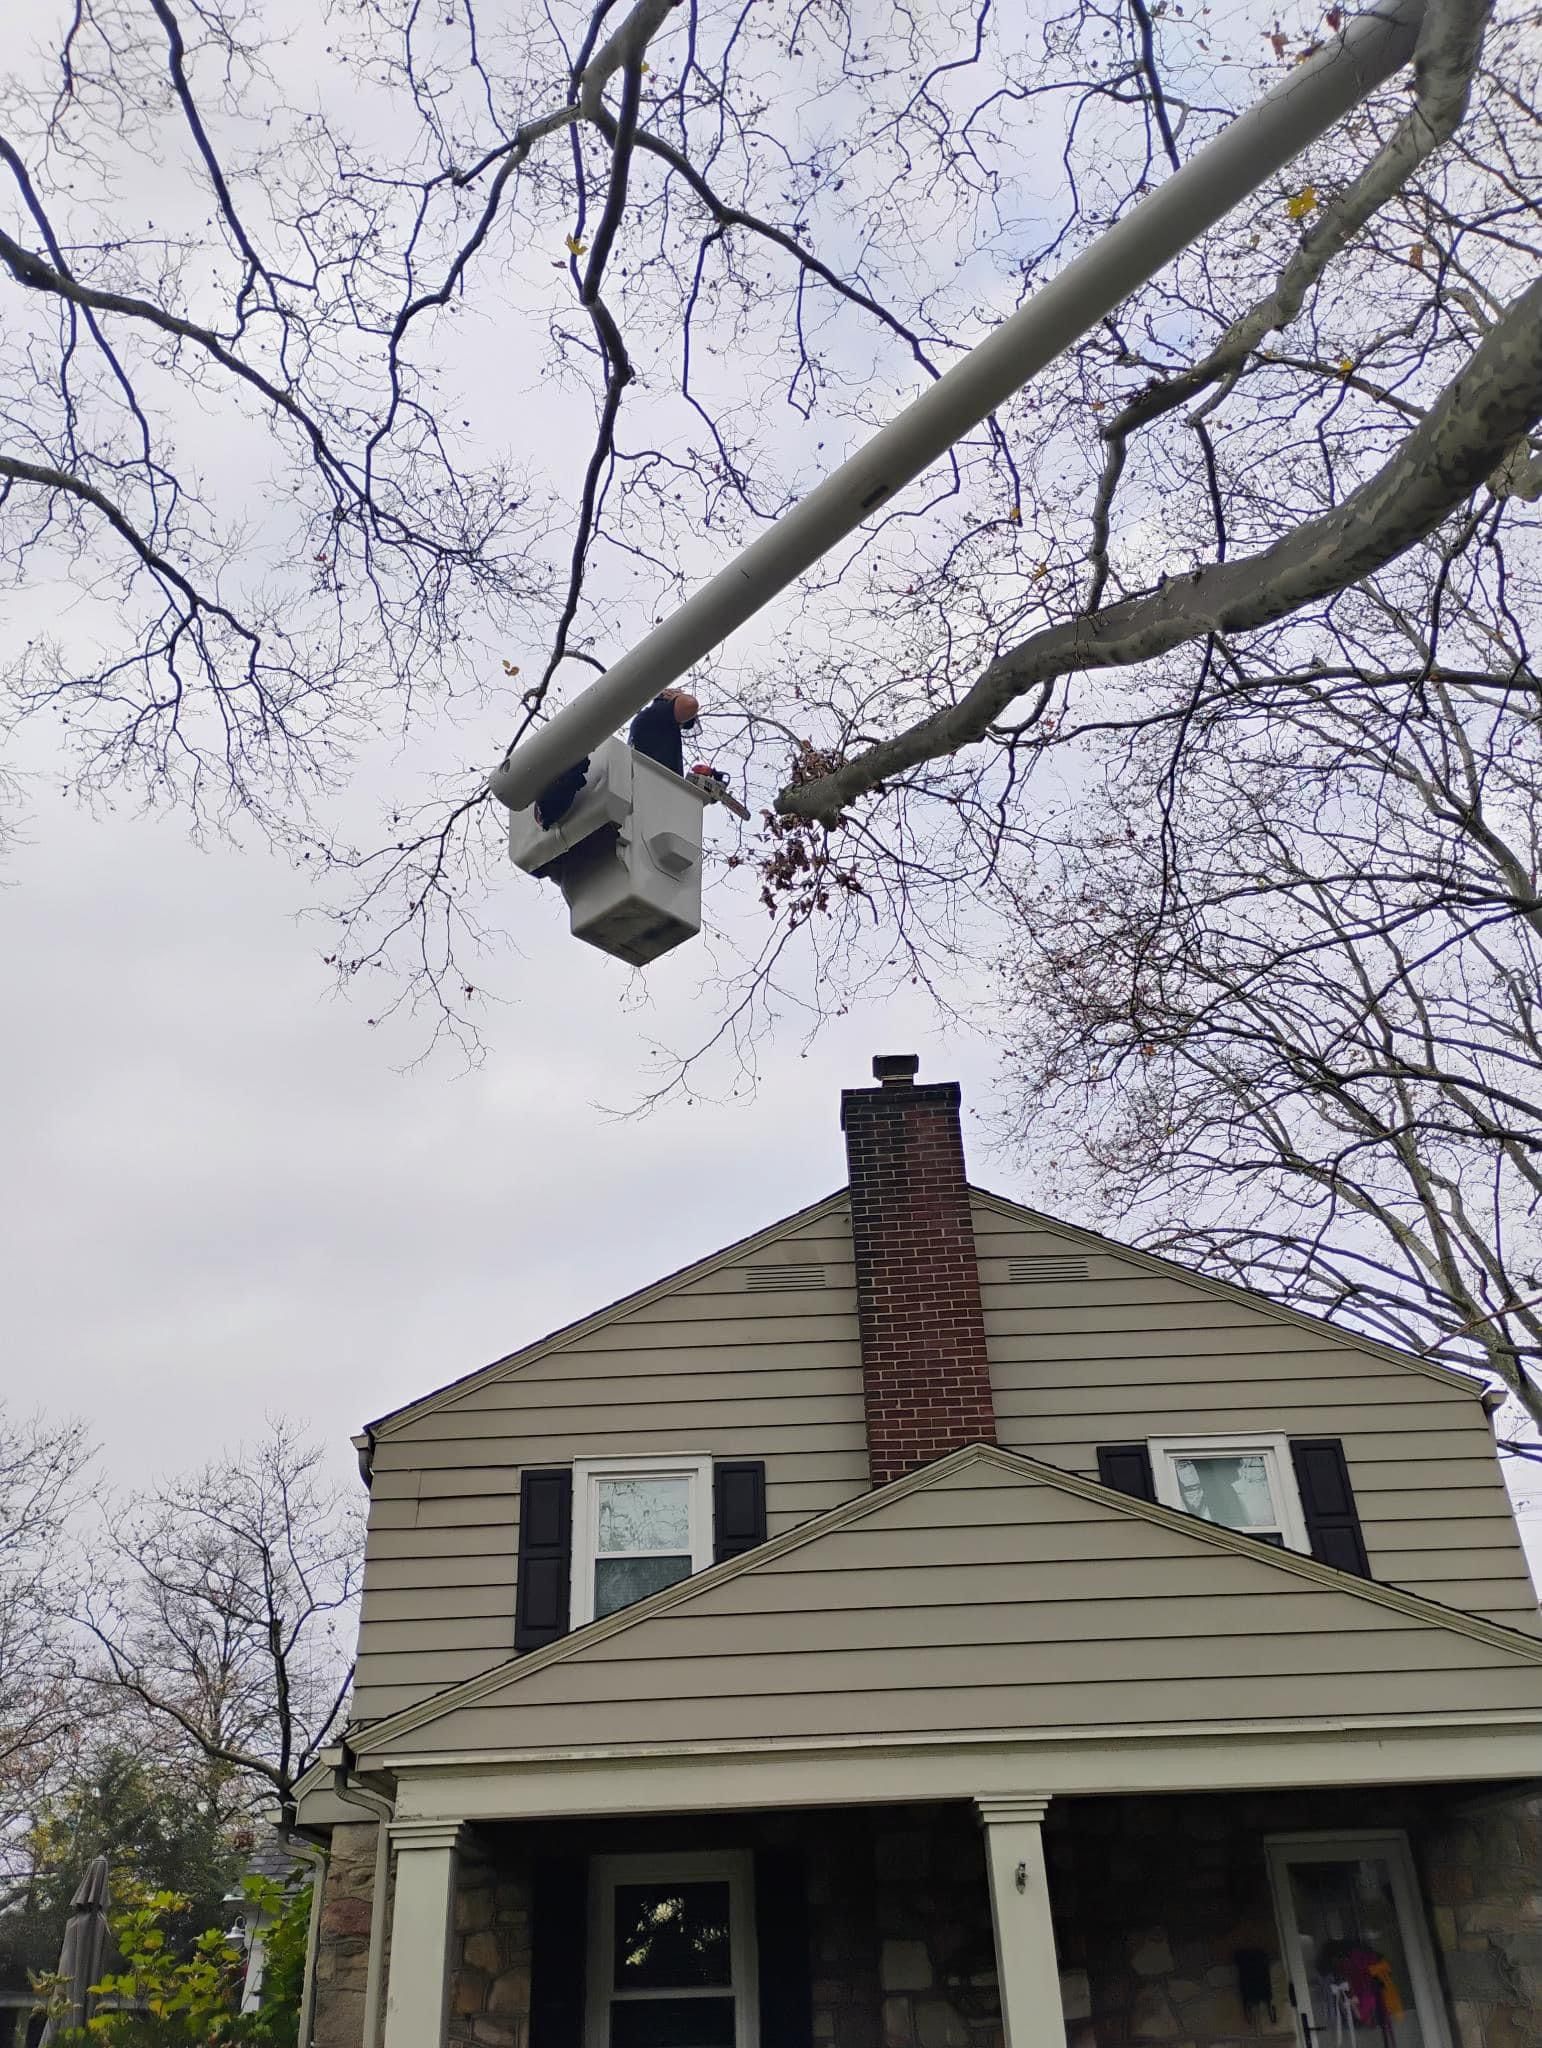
(382, 1718, 1542, 1824)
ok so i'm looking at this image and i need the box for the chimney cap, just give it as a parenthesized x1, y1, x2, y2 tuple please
(872, 1053, 921, 1085)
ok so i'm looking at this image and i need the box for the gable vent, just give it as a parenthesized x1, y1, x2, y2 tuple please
(745, 1263, 827, 1292)
(1007, 1255, 1091, 1285)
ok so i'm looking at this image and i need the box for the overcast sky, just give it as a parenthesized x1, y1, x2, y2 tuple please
(0, 776, 1002, 1484)
(0, 0, 1013, 1496)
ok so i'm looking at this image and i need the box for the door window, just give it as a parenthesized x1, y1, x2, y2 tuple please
(1266, 1833, 1451, 2048)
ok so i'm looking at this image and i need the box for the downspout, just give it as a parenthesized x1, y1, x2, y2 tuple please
(332, 1750, 395, 2048)
(291, 1839, 328, 2048)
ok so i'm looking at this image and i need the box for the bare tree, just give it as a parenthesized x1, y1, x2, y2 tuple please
(1, 0, 1536, 1050)
(0, 1408, 93, 1910)
(991, 619, 1542, 1438)
(77, 1420, 362, 1830)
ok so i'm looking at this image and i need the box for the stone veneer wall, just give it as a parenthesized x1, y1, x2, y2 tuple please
(312, 1822, 385, 2048)
(803, 1805, 1000, 2048)
(1421, 1791, 1542, 2048)
(311, 1788, 1542, 2048)
(1045, 1786, 1542, 2048)
(1044, 1795, 1302, 2048)
(447, 1836, 534, 2048)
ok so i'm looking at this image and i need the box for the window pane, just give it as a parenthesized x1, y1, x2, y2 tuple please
(1283, 1855, 1429, 2045)
(1172, 1454, 1277, 1531)
(597, 1477, 692, 1555)
(610, 1998, 736, 2048)
(595, 1553, 692, 1617)
(613, 1881, 732, 1990)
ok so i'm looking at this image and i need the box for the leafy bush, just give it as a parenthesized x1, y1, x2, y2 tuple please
(42, 1871, 311, 2047)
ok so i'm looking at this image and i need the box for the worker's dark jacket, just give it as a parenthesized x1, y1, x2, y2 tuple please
(629, 695, 690, 775)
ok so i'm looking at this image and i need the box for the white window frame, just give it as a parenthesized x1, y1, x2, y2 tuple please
(1264, 1830, 1453, 2048)
(585, 1849, 759, 2048)
(1148, 1433, 1311, 1552)
(570, 1455, 714, 1627)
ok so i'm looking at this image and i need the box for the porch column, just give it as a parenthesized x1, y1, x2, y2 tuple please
(381, 1818, 465, 2048)
(976, 1796, 1067, 2048)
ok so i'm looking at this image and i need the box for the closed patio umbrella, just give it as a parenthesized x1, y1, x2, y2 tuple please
(38, 1855, 110, 2044)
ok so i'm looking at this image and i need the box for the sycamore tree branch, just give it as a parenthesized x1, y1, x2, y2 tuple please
(621, 125, 948, 377)
(0, 453, 251, 638)
(0, 138, 473, 566)
(145, 0, 276, 316)
(779, 270, 1542, 820)
(0, 148, 351, 497)
(1108, 0, 1492, 445)
(578, 0, 681, 116)
(1081, 0, 1492, 603)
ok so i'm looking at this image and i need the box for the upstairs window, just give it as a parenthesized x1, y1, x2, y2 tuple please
(571, 1457, 714, 1625)
(1148, 1434, 1310, 1552)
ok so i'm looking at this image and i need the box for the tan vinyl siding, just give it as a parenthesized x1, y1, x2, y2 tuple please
(378, 1456, 1542, 1759)
(352, 1201, 867, 1720)
(351, 1186, 1537, 1724)
(972, 1195, 1539, 1627)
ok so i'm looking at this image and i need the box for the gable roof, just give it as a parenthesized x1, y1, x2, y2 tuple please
(968, 1186, 1485, 1397)
(362, 1182, 1485, 1453)
(362, 1187, 851, 1441)
(354, 1442, 1542, 1765)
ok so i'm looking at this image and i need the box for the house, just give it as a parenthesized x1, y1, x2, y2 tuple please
(295, 1056, 1542, 2048)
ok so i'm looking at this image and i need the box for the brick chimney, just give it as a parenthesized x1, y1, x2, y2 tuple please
(841, 1055, 997, 1486)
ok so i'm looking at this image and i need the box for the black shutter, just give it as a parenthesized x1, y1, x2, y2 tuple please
(515, 1468, 573, 1651)
(1096, 1444, 1157, 1502)
(714, 1460, 767, 1562)
(530, 1856, 588, 2048)
(1290, 1439, 1371, 1577)
(755, 1847, 813, 2048)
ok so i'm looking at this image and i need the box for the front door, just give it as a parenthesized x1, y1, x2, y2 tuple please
(1265, 1833, 1452, 2048)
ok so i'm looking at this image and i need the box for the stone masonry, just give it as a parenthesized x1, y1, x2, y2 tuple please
(309, 1790, 1542, 2047)
(1045, 1795, 1300, 2048)
(803, 1804, 999, 2048)
(1045, 1787, 1542, 2048)
(1422, 1790, 1542, 2048)
(447, 1837, 533, 2048)
(312, 1822, 385, 2048)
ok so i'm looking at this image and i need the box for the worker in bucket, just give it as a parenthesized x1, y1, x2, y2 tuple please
(534, 687, 702, 830)
(627, 687, 700, 775)
(632, 689, 745, 814)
